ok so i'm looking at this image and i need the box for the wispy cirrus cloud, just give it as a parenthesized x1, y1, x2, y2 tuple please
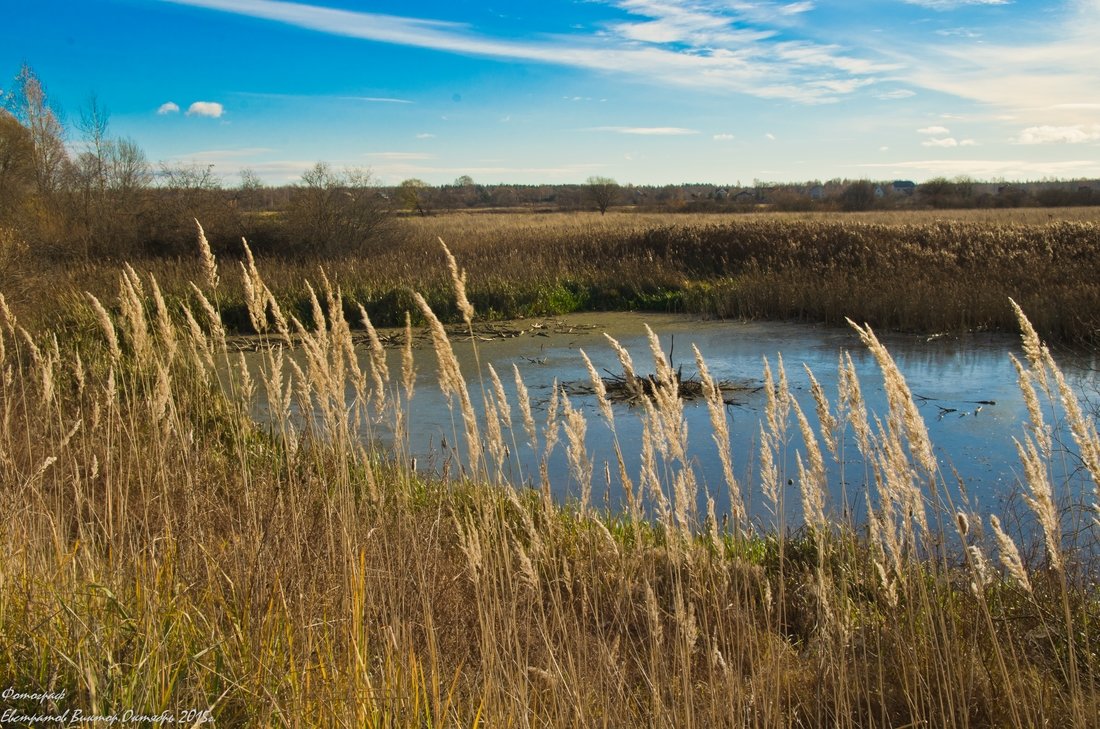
(173, 147, 274, 160)
(157, 0, 892, 104)
(935, 27, 982, 38)
(857, 157, 1100, 179)
(587, 126, 698, 135)
(233, 91, 413, 104)
(780, 2, 816, 14)
(367, 161, 608, 185)
(344, 96, 413, 104)
(877, 89, 916, 100)
(196, 158, 344, 182)
(1015, 124, 1100, 144)
(873, 1, 1100, 125)
(1046, 102, 1100, 110)
(367, 152, 436, 160)
(902, 0, 1010, 9)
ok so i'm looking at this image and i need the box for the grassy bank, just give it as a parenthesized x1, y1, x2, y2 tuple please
(0, 236, 1097, 726)
(5, 209, 1100, 346)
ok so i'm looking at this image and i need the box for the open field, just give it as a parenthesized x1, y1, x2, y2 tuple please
(6, 207, 1100, 347)
(1, 233, 1098, 726)
(405, 205, 1100, 227)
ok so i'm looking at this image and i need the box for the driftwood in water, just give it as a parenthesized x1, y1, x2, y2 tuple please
(568, 365, 758, 405)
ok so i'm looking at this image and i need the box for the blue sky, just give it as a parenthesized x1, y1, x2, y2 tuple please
(3, 0, 1099, 185)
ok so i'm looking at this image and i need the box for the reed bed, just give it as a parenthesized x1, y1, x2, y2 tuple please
(0, 227, 1098, 727)
(7, 209, 1100, 346)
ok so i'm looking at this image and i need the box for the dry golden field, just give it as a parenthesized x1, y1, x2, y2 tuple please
(11, 206, 1100, 349)
(1, 225, 1098, 726)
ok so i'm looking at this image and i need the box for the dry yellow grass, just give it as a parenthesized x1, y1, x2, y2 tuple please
(0, 228, 1097, 727)
(7, 206, 1100, 349)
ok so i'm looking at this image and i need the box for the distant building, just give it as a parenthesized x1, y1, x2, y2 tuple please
(890, 180, 916, 196)
(809, 185, 825, 200)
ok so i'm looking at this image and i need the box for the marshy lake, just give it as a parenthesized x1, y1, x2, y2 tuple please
(244, 312, 1100, 528)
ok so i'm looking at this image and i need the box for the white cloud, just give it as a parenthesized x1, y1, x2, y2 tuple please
(367, 152, 436, 160)
(416, 133, 436, 139)
(713, 133, 735, 141)
(808, 78, 875, 94)
(173, 147, 274, 160)
(208, 158, 365, 183)
(877, 89, 916, 100)
(780, 2, 815, 14)
(913, 125, 973, 147)
(1047, 103, 1100, 110)
(857, 158, 1100, 180)
(877, 1, 1100, 125)
(921, 136, 975, 147)
(902, 0, 1009, 8)
(161, 0, 893, 104)
(231, 91, 413, 105)
(935, 27, 982, 38)
(367, 161, 607, 185)
(157, 101, 180, 115)
(1015, 125, 1100, 144)
(342, 96, 414, 104)
(765, 133, 777, 140)
(186, 101, 224, 118)
(588, 126, 699, 135)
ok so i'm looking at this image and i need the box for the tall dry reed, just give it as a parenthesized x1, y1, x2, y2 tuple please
(0, 227, 1096, 728)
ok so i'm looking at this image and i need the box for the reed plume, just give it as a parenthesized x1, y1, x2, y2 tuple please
(989, 515, 1032, 592)
(195, 219, 219, 291)
(693, 344, 742, 528)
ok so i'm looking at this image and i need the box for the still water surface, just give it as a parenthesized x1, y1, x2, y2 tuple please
(254, 312, 1100, 527)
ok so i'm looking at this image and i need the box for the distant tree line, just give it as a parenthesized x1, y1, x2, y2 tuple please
(2, 64, 1097, 265)
(0, 64, 395, 261)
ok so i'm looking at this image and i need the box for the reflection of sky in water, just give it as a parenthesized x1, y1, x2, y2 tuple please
(247, 313, 1100, 531)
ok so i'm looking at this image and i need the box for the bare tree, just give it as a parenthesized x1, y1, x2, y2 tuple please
(151, 162, 239, 255)
(3, 64, 68, 199)
(586, 176, 619, 214)
(449, 174, 481, 208)
(108, 138, 151, 194)
(286, 162, 390, 255)
(67, 94, 152, 257)
(238, 167, 264, 211)
(77, 95, 110, 195)
(839, 180, 875, 212)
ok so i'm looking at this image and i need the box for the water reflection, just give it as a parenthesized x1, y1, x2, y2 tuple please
(248, 313, 1100, 529)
